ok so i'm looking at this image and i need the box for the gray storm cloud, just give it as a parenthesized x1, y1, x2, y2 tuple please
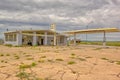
(0, 0, 120, 40)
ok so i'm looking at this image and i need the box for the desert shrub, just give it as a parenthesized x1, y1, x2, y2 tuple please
(1, 60, 7, 63)
(5, 44, 12, 47)
(1, 60, 4, 63)
(6, 54, 10, 56)
(101, 58, 109, 60)
(31, 62, 37, 67)
(68, 61, 76, 65)
(56, 58, 64, 61)
(17, 62, 39, 80)
(69, 56, 75, 59)
(0, 54, 4, 56)
(0, 66, 6, 68)
(40, 56, 46, 58)
(85, 56, 92, 58)
(78, 58, 86, 61)
(116, 61, 120, 65)
(25, 55, 32, 57)
(14, 55, 20, 59)
(71, 53, 75, 56)
(47, 59, 54, 62)
(38, 60, 45, 63)
(26, 57, 34, 60)
(4, 61, 8, 63)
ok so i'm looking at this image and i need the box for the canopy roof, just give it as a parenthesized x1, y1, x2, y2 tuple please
(64, 28, 120, 34)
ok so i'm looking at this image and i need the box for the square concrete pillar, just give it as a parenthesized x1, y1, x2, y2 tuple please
(17, 31, 22, 46)
(74, 33, 76, 46)
(33, 32, 37, 46)
(54, 32, 57, 46)
(44, 32, 48, 45)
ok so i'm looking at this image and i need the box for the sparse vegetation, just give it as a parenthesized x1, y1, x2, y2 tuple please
(40, 56, 46, 58)
(0, 45, 120, 80)
(16, 62, 39, 80)
(1, 60, 7, 63)
(101, 57, 109, 60)
(69, 56, 75, 59)
(56, 58, 64, 61)
(78, 58, 86, 61)
(0, 54, 4, 56)
(5, 44, 13, 47)
(26, 57, 34, 60)
(68, 61, 76, 65)
(25, 55, 32, 57)
(6, 53, 10, 56)
(0, 66, 6, 68)
(1, 60, 4, 63)
(85, 56, 92, 58)
(116, 61, 120, 65)
(14, 55, 20, 59)
(38, 59, 45, 63)
(79, 41, 120, 46)
(48, 59, 54, 62)
(71, 53, 75, 56)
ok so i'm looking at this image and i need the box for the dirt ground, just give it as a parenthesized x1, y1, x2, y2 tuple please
(0, 45, 120, 80)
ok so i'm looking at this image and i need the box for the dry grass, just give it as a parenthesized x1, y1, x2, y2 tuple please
(0, 45, 120, 80)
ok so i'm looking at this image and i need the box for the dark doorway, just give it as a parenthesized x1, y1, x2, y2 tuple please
(41, 39, 44, 45)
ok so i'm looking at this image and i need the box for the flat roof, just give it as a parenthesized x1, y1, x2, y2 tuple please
(4, 29, 66, 36)
(64, 28, 120, 34)
(4, 30, 55, 34)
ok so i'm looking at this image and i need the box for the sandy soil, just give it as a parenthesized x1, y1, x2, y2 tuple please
(0, 45, 120, 80)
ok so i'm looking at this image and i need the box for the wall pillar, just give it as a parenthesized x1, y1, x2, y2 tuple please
(44, 32, 48, 45)
(17, 31, 22, 46)
(103, 31, 106, 47)
(33, 32, 37, 46)
(64, 37, 67, 45)
(54, 32, 57, 46)
(74, 33, 76, 46)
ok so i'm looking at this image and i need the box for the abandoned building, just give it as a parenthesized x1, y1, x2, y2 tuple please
(4, 29, 67, 46)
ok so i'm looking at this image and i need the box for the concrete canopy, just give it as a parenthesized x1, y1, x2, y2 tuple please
(63, 28, 120, 46)
(63, 28, 120, 34)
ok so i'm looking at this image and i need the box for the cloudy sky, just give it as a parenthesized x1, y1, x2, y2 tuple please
(0, 0, 120, 41)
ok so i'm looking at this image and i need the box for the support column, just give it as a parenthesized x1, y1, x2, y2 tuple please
(68, 35, 71, 45)
(103, 31, 106, 47)
(4, 34, 6, 42)
(54, 32, 56, 46)
(64, 37, 67, 45)
(74, 33, 76, 46)
(33, 32, 37, 46)
(57, 36, 60, 46)
(44, 32, 48, 45)
(17, 31, 22, 46)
